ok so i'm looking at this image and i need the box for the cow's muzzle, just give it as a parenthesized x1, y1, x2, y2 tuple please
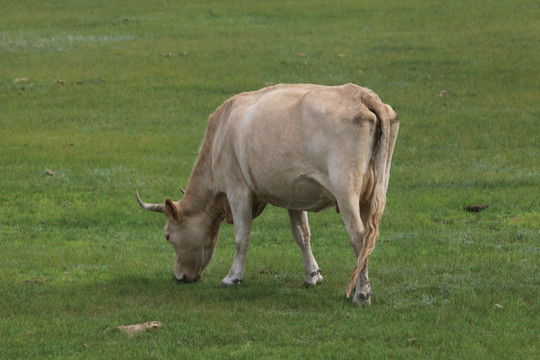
(174, 271, 200, 283)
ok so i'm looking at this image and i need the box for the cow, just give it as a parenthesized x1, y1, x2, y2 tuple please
(136, 83, 399, 305)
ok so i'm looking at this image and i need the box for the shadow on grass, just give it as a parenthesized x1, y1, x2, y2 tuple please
(6, 270, 340, 321)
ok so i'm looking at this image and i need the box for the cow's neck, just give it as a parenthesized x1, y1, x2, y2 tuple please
(180, 113, 228, 225)
(182, 157, 221, 219)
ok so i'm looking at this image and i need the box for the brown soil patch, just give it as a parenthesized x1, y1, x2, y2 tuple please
(117, 321, 162, 337)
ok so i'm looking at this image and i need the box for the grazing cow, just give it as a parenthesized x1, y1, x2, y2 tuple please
(136, 83, 399, 305)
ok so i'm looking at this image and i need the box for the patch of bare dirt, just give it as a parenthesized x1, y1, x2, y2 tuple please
(117, 321, 162, 337)
(465, 204, 490, 213)
(260, 269, 279, 275)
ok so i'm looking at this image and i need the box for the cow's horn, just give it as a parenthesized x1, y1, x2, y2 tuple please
(136, 190, 165, 213)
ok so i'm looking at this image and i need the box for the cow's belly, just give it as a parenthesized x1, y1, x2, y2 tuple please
(252, 174, 336, 212)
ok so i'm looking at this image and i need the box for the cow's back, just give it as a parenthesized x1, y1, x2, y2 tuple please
(212, 84, 379, 211)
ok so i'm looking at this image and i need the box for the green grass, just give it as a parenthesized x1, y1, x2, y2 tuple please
(1, 0, 538, 358)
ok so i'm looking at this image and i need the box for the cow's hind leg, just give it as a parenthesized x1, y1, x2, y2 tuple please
(336, 196, 373, 305)
(350, 203, 375, 305)
(220, 190, 254, 287)
(288, 210, 323, 286)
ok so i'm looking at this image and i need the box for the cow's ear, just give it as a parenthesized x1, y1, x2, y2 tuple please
(164, 199, 180, 220)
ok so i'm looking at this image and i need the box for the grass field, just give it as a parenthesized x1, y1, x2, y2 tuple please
(1, 0, 538, 358)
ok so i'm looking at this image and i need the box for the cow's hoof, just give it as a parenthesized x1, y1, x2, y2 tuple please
(306, 269, 323, 286)
(352, 291, 373, 306)
(352, 297, 372, 306)
(219, 279, 242, 288)
(304, 269, 323, 287)
(304, 279, 322, 287)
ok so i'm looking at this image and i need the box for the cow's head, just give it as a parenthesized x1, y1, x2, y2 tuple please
(136, 190, 219, 283)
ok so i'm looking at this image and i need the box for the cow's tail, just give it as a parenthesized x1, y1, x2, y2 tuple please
(345, 94, 390, 299)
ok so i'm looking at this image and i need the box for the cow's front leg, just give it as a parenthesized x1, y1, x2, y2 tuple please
(288, 210, 323, 286)
(220, 191, 253, 287)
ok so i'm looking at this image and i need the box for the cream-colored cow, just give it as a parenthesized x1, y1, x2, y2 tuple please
(137, 83, 399, 305)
